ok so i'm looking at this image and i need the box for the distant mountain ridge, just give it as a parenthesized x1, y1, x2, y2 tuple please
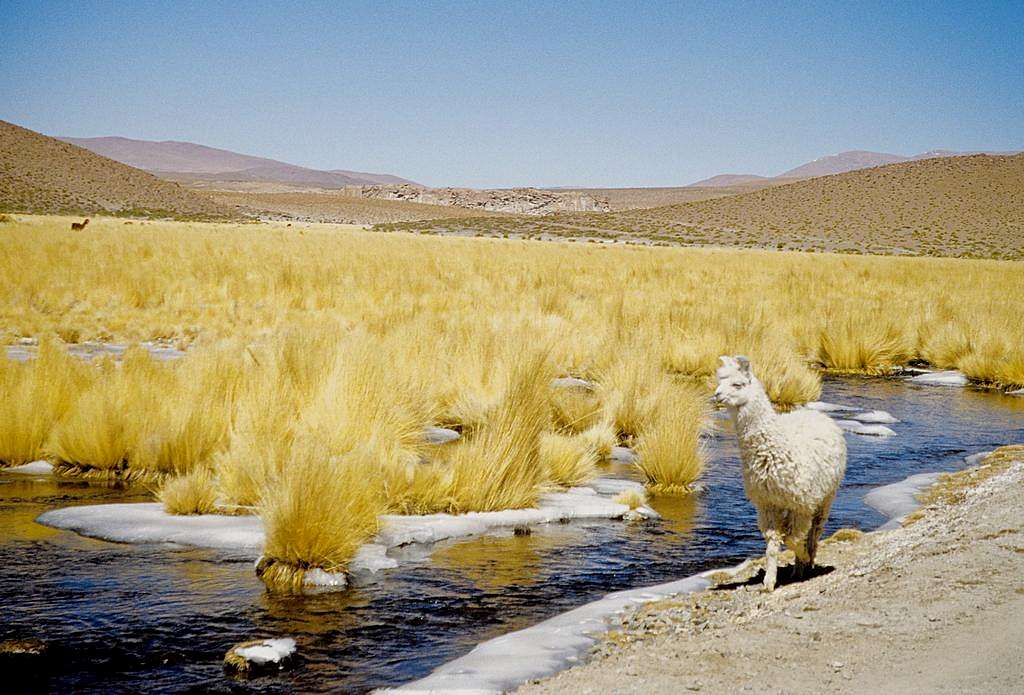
(688, 174, 773, 187)
(58, 135, 420, 189)
(692, 148, 1021, 186)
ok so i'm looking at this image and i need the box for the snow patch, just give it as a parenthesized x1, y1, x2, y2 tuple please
(863, 472, 941, 529)
(36, 478, 646, 575)
(381, 572, 716, 694)
(964, 451, 993, 467)
(908, 370, 968, 386)
(550, 377, 596, 391)
(423, 427, 460, 444)
(303, 568, 348, 590)
(849, 410, 899, 424)
(233, 637, 296, 665)
(3, 460, 54, 475)
(834, 420, 897, 437)
(804, 401, 854, 412)
(609, 446, 637, 464)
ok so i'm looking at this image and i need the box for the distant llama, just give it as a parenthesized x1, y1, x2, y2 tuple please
(70, 218, 90, 231)
(715, 355, 846, 591)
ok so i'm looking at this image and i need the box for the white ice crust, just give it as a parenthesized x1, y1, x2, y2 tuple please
(833, 419, 897, 437)
(550, 377, 596, 391)
(376, 486, 653, 548)
(3, 460, 54, 475)
(36, 479, 653, 577)
(608, 446, 638, 464)
(908, 370, 968, 386)
(863, 472, 941, 529)
(233, 637, 296, 664)
(423, 427, 461, 444)
(381, 571, 716, 694)
(804, 401, 854, 412)
(849, 410, 899, 424)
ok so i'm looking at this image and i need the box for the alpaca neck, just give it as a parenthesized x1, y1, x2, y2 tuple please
(732, 385, 777, 441)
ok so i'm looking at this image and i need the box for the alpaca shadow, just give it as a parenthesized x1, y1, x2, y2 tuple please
(713, 563, 835, 591)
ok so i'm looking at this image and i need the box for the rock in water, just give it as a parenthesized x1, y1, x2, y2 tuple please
(224, 637, 297, 676)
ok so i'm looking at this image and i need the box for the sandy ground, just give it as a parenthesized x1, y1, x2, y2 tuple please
(519, 447, 1024, 695)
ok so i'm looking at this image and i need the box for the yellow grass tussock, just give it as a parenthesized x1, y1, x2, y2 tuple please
(158, 467, 220, 515)
(447, 352, 553, 512)
(540, 432, 600, 488)
(258, 439, 385, 592)
(634, 384, 708, 495)
(0, 337, 91, 466)
(613, 488, 647, 510)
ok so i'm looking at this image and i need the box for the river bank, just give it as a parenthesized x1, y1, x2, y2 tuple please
(518, 446, 1024, 694)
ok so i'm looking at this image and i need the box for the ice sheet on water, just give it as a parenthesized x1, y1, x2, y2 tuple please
(908, 370, 968, 386)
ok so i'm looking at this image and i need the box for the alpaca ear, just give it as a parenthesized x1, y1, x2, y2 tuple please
(735, 355, 751, 376)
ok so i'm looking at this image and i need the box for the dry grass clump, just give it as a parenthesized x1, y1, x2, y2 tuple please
(634, 384, 708, 495)
(550, 384, 603, 433)
(258, 440, 385, 592)
(578, 420, 618, 460)
(447, 353, 552, 512)
(817, 316, 913, 374)
(158, 467, 219, 515)
(540, 432, 599, 488)
(917, 445, 1024, 508)
(0, 338, 91, 466)
(613, 488, 647, 510)
(956, 327, 1024, 388)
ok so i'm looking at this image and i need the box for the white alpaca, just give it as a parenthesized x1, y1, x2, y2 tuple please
(715, 355, 846, 591)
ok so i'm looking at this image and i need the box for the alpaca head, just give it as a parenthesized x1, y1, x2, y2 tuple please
(714, 355, 759, 408)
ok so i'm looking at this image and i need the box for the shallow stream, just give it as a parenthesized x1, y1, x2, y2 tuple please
(2, 376, 1022, 692)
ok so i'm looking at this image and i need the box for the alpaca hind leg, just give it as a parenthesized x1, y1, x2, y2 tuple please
(805, 497, 834, 569)
(788, 513, 814, 581)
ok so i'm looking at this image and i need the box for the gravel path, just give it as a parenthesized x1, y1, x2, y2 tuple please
(518, 446, 1024, 695)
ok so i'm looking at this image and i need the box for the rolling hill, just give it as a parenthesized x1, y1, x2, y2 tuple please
(378, 153, 1024, 259)
(59, 135, 419, 190)
(0, 121, 232, 218)
(690, 148, 1020, 187)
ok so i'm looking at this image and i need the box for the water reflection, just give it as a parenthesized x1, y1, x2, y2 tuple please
(432, 524, 584, 591)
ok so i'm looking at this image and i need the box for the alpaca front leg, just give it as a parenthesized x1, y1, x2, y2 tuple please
(763, 528, 782, 592)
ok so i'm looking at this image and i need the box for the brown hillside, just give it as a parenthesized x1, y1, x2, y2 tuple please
(0, 121, 233, 218)
(380, 154, 1024, 259)
(606, 153, 1024, 258)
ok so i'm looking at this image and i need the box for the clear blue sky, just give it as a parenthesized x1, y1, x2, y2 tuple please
(2, 1, 1021, 187)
